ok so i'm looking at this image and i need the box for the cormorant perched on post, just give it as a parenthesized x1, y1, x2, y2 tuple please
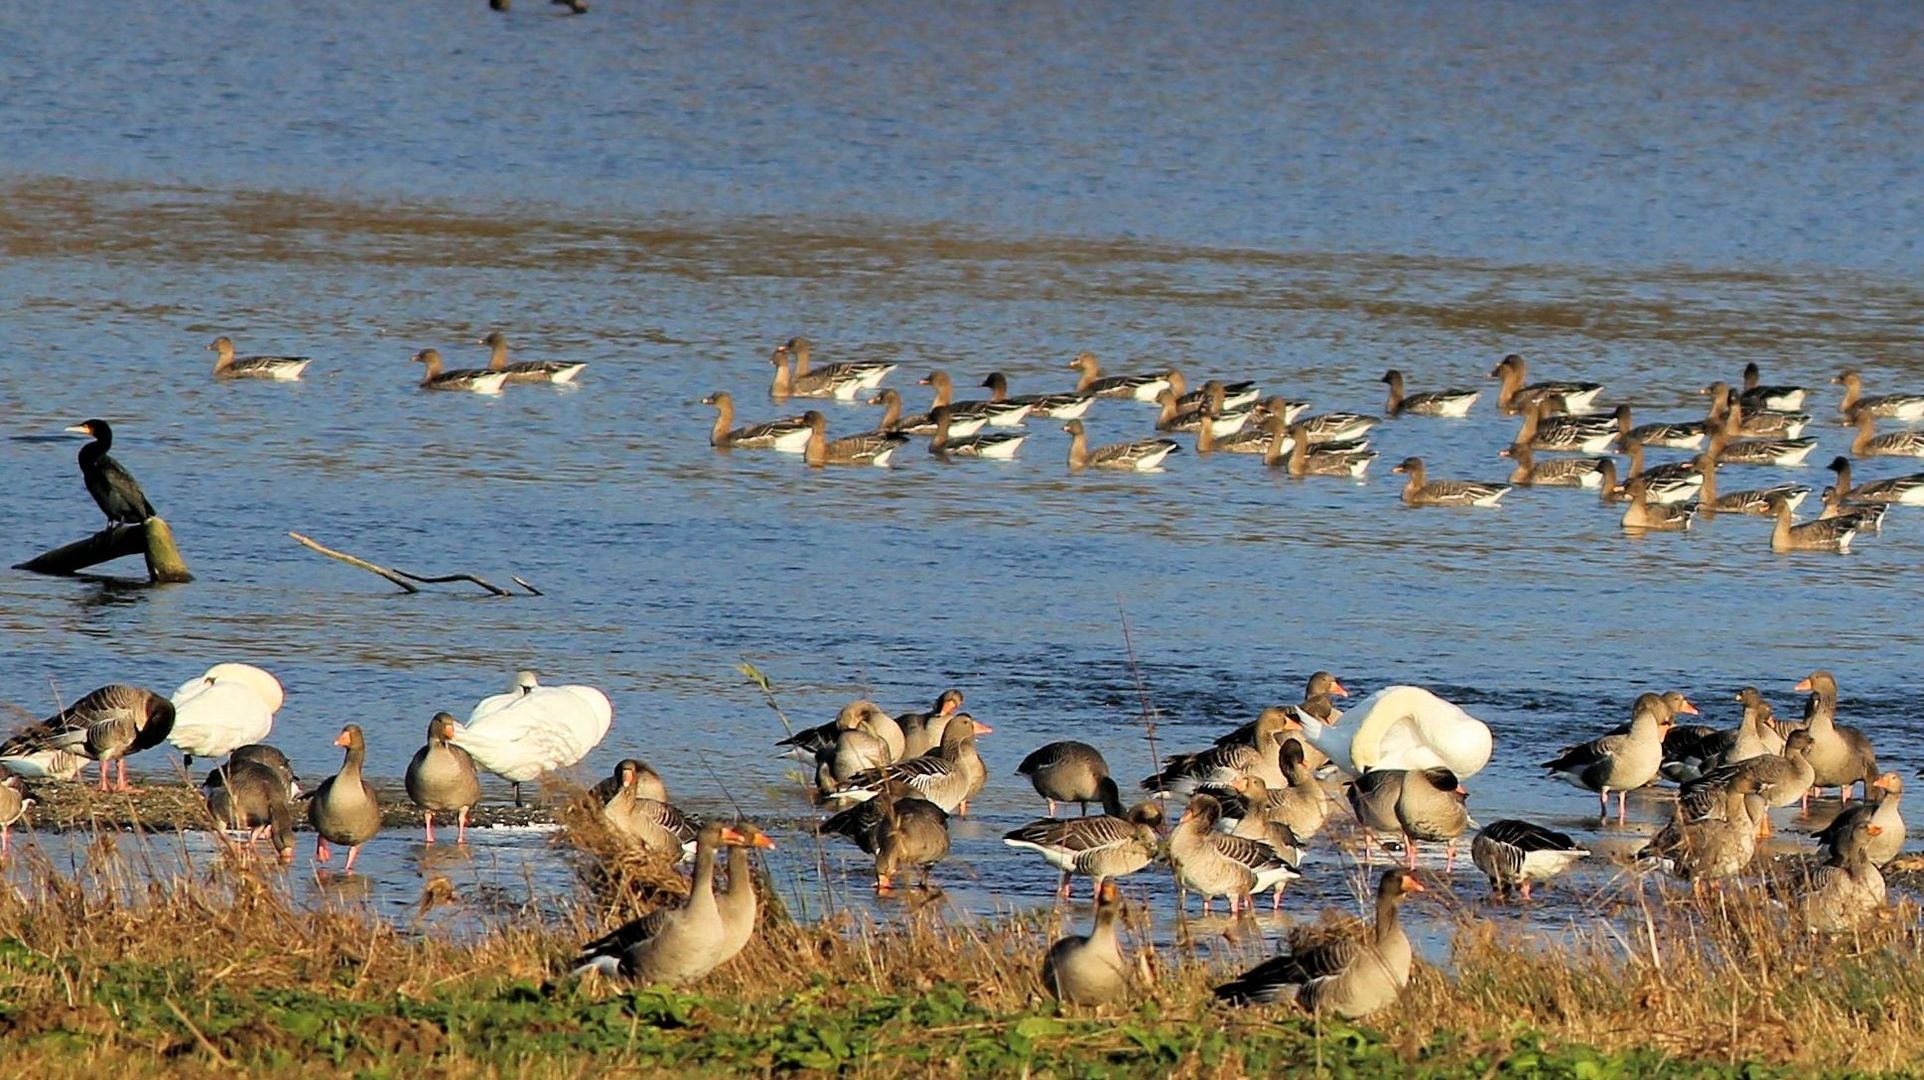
(63, 419, 156, 525)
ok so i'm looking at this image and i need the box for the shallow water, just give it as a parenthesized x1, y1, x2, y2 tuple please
(1, 1, 1921, 956)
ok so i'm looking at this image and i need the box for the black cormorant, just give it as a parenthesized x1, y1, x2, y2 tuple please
(64, 419, 157, 525)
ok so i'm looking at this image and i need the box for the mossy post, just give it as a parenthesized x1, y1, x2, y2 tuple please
(142, 517, 193, 583)
(15, 516, 193, 584)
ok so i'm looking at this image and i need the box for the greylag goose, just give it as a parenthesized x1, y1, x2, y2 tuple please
(1707, 421, 1817, 468)
(1728, 688, 1788, 763)
(0, 775, 31, 853)
(478, 330, 587, 384)
(979, 372, 1093, 419)
(1214, 673, 1350, 752)
(1794, 671, 1879, 801)
(787, 337, 896, 394)
(920, 370, 1032, 427)
(203, 758, 296, 859)
(1168, 370, 1260, 412)
(1003, 780, 1164, 897)
(1349, 767, 1471, 870)
(815, 704, 895, 795)
(1041, 880, 1130, 1005)
(1017, 740, 1111, 816)
(1214, 869, 1422, 1018)
(1168, 794, 1297, 914)
(1380, 369, 1477, 418)
(1620, 437, 1703, 503)
(896, 689, 965, 758)
(1691, 453, 1808, 517)
(207, 336, 311, 380)
(768, 342, 879, 401)
(1516, 396, 1617, 453)
(1500, 443, 1609, 488)
(1637, 773, 1764, 882)
(873, 788, 952, 891)
(230, 744, 302, 795)
(1153, 387, 1248, 437)
(777, 700, 905, 763)
(928, 405, 1026, 460)
(1737, 363, 1811, 412)
(1611, 404, 1705, 450)
(1620, 477, 1695, 531)
(714, 822, 776, 969)
(818, 777, 915, 854)
(802, 410, 908, 467)
(701, 391, 811, 452)
(1702, 382, 1810, 437)
(571, 822, 752, 983)
(1769, 493, 1857, 553)
(1270, 419, 1375, 477)
(1143, 715, 1293, 799)
(1773, 815, 1886, 932)
(1848, 407, 1924, 458)
(1393, 457, 1510, 507)
(1825, 455, 1924, 506)
(1223, 778, 1304, 908)
(603, 783, 698, 860)
(1344, 769, 1404, 862)
(309, 725, 382, 872)
(1205, 739, 1334, 836)
(412, 348, 508, 393)
(1817, 772, 1906, 866)
(590, 758, 667, 805)
(865, 387, 990, 438)
(1657, 691, 1775, 780)
(1542, 692, 1672, 821)
(1062, 420, 1180, 472)
(1470, 820, 1588, 901)
(63, 419, 156, 524)
(1679, 730, 1816, 834)
(0, 684, 175, 792)
(828, 715, 992, 814)
(1068, 352, 1172, 402)
(405, 712, 483, 844)
(1834, 369, 1924, 423)
(1489, 353, 1603, 415)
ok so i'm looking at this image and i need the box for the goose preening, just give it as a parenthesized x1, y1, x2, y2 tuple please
(571, 822, 768, 984)
(1834, 369, 1924, 423)
(1620, 477, 1696, 532)
(979, 372, 1094, 420)
(1848, 407, 1924, 458)
(814, 702, 896, 796)
(1769, 493, 1857, 553)
(1380, 369, 1478, 418)
(478, 330, 587, 384)
(63, 419, 157, 525)
(0, 775, 34, 853)
(827, 715, 992, 814)
(451, 670, 614, 806)
(803, 410, 910, 467)
(231, 744, 302, 795)
(1816, 772, 1905, 867)
(413, 348, 508, 393)
(1490, 354, 1603, 415)
(1213, 869, 1422, 1018)
(1041, 880, 1131, 1006)
(1794, 670, 1879, 801)
(202, 757, 296, 860)
(1068, 352, 1172, 402)
(207, 336, 311, 380)
(1393, 457, 1509, 507)
(701, 391, 811, 452)
(1542, 692, 1674, 822)
(1003, 781, 1165, 897)
(1297, 685, 1493, 780)
(1500, 443, 1609, 488)
(1637, 773, 1764, 882)
(1610, 404, 1705, 450)
(1691, 454, 1808, 517)
(1167, 793, 1298, 914)
(1825, 455, 1924, 506)
(928, 405, 1026, 460)
(1470, 820, 1589, 900)
(309, 725, 381, 872)
(776, 699, 905, 765)
(1516, 396, 1617, 453)
(920, 371, 1033, 428)
(0, 684, 175, 792)
(767, 340, 888, 401)
(1737, 363, 1811, 412)
(1062, 420, 1180, 472)
(167, 663, 283, 764)
(1016, 740, 1111, 816)
(405, 712, 484, 844)
(787, 337, 896, 395)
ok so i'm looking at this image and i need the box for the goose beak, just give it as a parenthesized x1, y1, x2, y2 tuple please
(333, 732, 351, 747)
(1675, 697, 1699, 715)
(1867, 824, 1885, 836)
(1794, 676, 1814, 692)
(1328, 679, 1350, 698)
(1402, 873, 1427, 892)
(971, 720, 994, 735)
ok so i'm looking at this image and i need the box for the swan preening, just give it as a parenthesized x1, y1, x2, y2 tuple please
(1297, 685, 1494, 780)
(451, 669, 614, 805)
(169, 663, 285, 763)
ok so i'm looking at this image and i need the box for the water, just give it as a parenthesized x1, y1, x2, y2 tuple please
(1, 1, 1921, 952)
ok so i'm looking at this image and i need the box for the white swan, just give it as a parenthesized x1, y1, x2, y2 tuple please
(451, 669, 614, 804)
(168, 663, 284, 762)
(1297, 685, 1492, 779)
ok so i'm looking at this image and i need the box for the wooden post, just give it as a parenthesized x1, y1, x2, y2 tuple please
(143, 517, 193, 583)
(15, 517, 193, 584)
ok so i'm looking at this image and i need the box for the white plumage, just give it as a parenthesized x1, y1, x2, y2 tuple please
(1298, 685, 1494, 780)
(167, 663, 283, 761)
(452, 670, 613, 799)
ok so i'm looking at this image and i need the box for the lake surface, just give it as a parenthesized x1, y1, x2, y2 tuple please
(1, 1, 1921, 952)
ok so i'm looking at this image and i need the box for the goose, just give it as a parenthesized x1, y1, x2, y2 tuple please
(1679, 730, 1816, 835)
(1068, 352, 1172, 401)
(1816, 772, 1905, 866)
(920, 370, 1033, 427)
(1794, 671, 1879, 801)
(590, 759, 667, 805)
(1702, 382, 1810, 437)
(1214, 673, 1350, 752)
(1691, 454, 1808, 517)
(1817, 480, 1889, 533)
(1707, 420, 1817, 468)
(1619, 438, 1703, 504)
(412, 348, 508, 393)
(207, 336, 311, 380)
(1609, 404, 1706, 450)
(928, 405, 1026, 460)
(1834, 369, 1924, 423)
(1244, 395, 1313, 429)
(1204, 738, 1334, 840)
(1168, 370, 1261, 412)
(1393, 457, 1509, 507)
(1270, 418, 1376, 477)
(873, 787, 952, 891)
(1063, 420, 1180, 472)
(1657, 690, 1777, 779)
(1500, 443, 1608, 488)
(1727, 688, 1788, 764)
(715, 822, 776, 968)
(230, 744, 303, 796)
(1142, 720, 1292, 800)
(1638, 773, 1764, 882)
(1016, 740, 1110, 816)
(1167, 794, 1298, 914)
(701, 391, 811, 452)
(203, 758, 296, 859)
(478, 330, 587, 384)
(0, 775, 32, 853)
(1041, 880, 1131, 1005)
(1344, 769, 1406, 863)
(1489, 353, 1603, 415)
(1297, 684, 1494, 779)
(571, 823, 753, 983)
(452, 670, 614, 806)
(815, 704, 895, 795)
(1195, 405, 1276, 454)
(827, 716, 992, 814)
(1470, 820, 1589, 901)
(1292, 410, 1379, 446)
(1516, 396, 1617, 453)
(1213, 869, 1422, 1018)
(865, 387, 989, 438)
(1003, 781, 1164, 897)
(1380, 369, 1477, 418)
(1348, 767, 1471, 870)
(1620, 477, 1695, 531)
(818, 778, 912, 854)
(405, 712, 484, 844)
(63, 419, 156, 524)
(773, 699, 908, 764)
(802, 410, 909, 468)
(978, 372, 1093, 419)
(786, 337, 896, 394)
(1769, 494, 1856, 553)
(309, 725, 381, 872)
(166, 663, 282, 764)
(1825, 455, 1924, 506)
(1542, 692, 1673, 821)
(1153, 387, 1249, 436)
(1221, 777, 1306, 885)
(767, 342, 876, 401)
(1848, 407, 1924, 458)
(1737, 363, 1811, 412)
(1772, 815, 1886, 932)
(0, 684, 174, 792)
(603, 787, 698, 860)
(896, 689, 966, 758)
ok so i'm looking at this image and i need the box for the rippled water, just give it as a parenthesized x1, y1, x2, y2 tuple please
(2, 1, 1922, 951)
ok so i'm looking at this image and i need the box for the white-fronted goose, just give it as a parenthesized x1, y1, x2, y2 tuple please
(1834, 369, 1924, 423)
(1611, 404, 1705, 450)
(702, 391, 811, 452)
(203, 758, 296, 860)
(0, 775, 31, 853)
(405, 712, 483, 844)
(1168, 370, 1260, 412)
(1848, 407, 1924, 458)
(802, 410, 908, 467)
(1620, 477, 1695, 531)
(1017, 740, 1111, 816)
(920, 370, 1033, 427)
(1680, 730, 1816, 835)
(928, 405, 1026, 460)
(979, 372, 1093, 419)
(1500, 443, 1608, 488)
(572, 822, 751, 983)
(1394, 457, 1509, 507)
(829, 716, 992, 814)
(1637, 773, 1765, 882)
(591, 758, 668, 805)
(1769, 493, 1856, 553)
(413, 348, 507, 393)
(873, 788, 952, 891)
(1774, 814, 1886, 932)
(715, 821, 776, 967)
(208, 336, 311, 380)
(1621, 437, 1703, 503)
(1041, 880, 1130, 1005)
(309, 725, 381, 872)
(1068, 352, 1172, 402)
(1794, 671, 1879, 800)
(1214, 869, 1422, 1017)
(1167, 794, 1298, 915)
(1153, 387, 1248, 436)
(1003, 781, 1164, 897)
(1825, 455, 1924, 506)
(1269, 418, 1375, 477)
(1543, 692, 1672, 821)
(1818, 773, 1905, 866)
(896, 689, 965, 758)
(1692, 453, 1808, 517)
(1737, 362, 1811, 412)
(0, 684, 175, 793)
(1380, 369, 1477, 418)
(1062, 419, 1180, 472)
(1708, 419, 1817, 468)
(866, 387, 990, 438)
(1471, 820, 1588, 901)
(1702, 382, 1810, 437)
(1517, 395, 1617, 453)
(479, 330, 586, 384)
(166, 662, 283, 765)
(1490, 353, 1603, 415)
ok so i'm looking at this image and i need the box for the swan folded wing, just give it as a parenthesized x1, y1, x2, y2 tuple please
(168, 682, 274, 749)
(1345, 686, 1493, 778)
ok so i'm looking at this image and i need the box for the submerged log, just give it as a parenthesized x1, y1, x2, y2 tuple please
(15, 518, 193, 584)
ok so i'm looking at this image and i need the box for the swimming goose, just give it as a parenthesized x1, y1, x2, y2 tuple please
(1167, 794, 1298, 914)
(1041, 880, 1131, 1005)
(478, 330, 587, 384)
(1153, 387, 1249, 436)
(1393, 457, 1510, 507)
(873, 787, 952, 891)
(1068, 352, 1172, 402)
(0, 775, 33, 853)
(1708, 419, 1817, 468)
(1003, 779, 1165, 896)
(309, 725, 381, 871)
(1774, 815, 1886, 932)
(1620, 477, 1695, 531)
(1490, 353, 1603, 415)
(1214, 869, 1422, 1017)
(787, 337, 896, 394)
(864, 387, 989, 438)
(1691, 454, 1808, 517)
(1168, 370, 1261, 412)
(701, 391, 812, 452)
(1516, 396, 1618, 453)
(591, 758, 668, 805)
(603, 786, 699, 860)
(1621, 438, 1703, 503)
(1816, 772, 1905, 866)
(1794, 671, 1879, 800)
(1063, 420, 1180, 472)
(1542, 692, 1673, 821)
(1637, 773, 1764, 882)
(1769, 494, 1856, 553)
(1500, 443, 1609, 488)
(571, 822, 749, 983)
(1825, 455, 1924, 506)
(1017, 740, 1111, 816)
(1702, 383, 1810, 437)
(1195, 405, 1276, 454)
(928, 405, 1027, 460)
(1245, 395, 1313, 429)
(413, 348, 508, 393)
(715, 822, 777, 967)
(1679, 730, 1816, 834)
(1292, 410, 1379, 446)
(1737, 363, 1811, 412)
(1380, 369, 1478, 418)
(405, 712, 484, 844)
(979, 372, 1093, 419)
(1268, 418, 1375, 477)
(803, 410, 909, 467)
(167, 663, 283, 764)
(207, 336, 311, 380)
(0, 684, 175, 793)
(1817, 480, 1890, 533)
(1834, 369, 1924, 423)
(1470, 820, 1588, 901)
(1611, 404, 1706, 450)
(767, 343, 869, 401)
(453, 670, 614, 806)
(1848, 407, 1924, 459)
(828, 716, 992, 814)
(920, 370, 1033, 427)
(203, 758, 295, 859)
(895, 689, 965, 758)
(63, 419, 157, 525)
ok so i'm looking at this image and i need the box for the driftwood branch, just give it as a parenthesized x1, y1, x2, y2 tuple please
(16, 518, 193, 584)
(288, 532, 527, 598)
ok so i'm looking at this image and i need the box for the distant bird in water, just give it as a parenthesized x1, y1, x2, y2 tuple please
(490, 0, 509, 9)
(64, 419, 156, 525)
(552, 0, 587, 11)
